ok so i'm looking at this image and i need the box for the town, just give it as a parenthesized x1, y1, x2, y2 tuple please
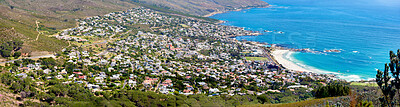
(2, 7, 339, 99)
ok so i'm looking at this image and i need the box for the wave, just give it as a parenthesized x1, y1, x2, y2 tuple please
(268, 5, 289, 9)
(282, 51, 339, 74)
(282, 50, 371, 81)
(337, 75, 362, 81)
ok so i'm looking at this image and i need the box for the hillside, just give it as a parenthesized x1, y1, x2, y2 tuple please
(134, 0, 269, 16)
(0, 0, 268, 58)
(0, 0, 139, 55)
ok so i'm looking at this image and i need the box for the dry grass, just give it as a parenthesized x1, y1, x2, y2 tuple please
(0, 0, 138, 55)
(240, 97, 341, 107)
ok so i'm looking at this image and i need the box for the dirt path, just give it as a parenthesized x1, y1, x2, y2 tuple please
(34, 20, 42, 41)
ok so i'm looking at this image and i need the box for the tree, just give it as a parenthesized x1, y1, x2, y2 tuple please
(1, 50, 11, 57)
(376, 50, 399, 107)
(357, 100, 374, 107)
(389, 50, 400, 105)
(314, 84, 350, 98)
(0, 40, 23, 57)
(14, 51, 21, 58)
(257, 95, 269, 104)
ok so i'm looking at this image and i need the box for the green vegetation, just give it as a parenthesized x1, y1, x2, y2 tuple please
(127, 1, 219, 23)
(240, 97, 343, 107)
(357, 100, 374, 107)
(314, 84, 350, 98)
(376, 49, 400, 107)
(132, 0, 269, 16)
(0, 0, 137, 54)
(350, 82, 378, 87)
(0, 70, 275, 106)
(245, 57, 270, 61)
(0, 40, 23, 57)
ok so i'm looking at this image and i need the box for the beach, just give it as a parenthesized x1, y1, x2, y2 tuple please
(271, 49, 315, 72)
(271, 49, 366, 81)
(271, 49, 340, 75)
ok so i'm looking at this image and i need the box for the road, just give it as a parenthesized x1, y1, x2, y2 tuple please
(122, 80, 127, 89)
(261, 48, 282, 69)
(0, 54, 56, 64)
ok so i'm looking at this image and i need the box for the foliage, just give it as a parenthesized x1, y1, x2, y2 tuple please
(0, 40, 23, 57)
(357, 100, 374, 107)
(245, 57, 269, 61)
(314, 84, 350, 98)
(376, 49, 400, 107)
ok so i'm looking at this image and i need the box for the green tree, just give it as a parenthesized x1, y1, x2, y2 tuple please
(14, 51, 21, 58)
(1, 50, 11, 57)
(389, 50, 400, 105)
(357, 100, 374, 107)
(376, 51, 397, 107)
(314, 84, 350, 98)
(257, 95, 270, 104)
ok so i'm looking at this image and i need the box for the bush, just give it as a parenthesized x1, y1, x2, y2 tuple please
(14, 51, 21, 58)
(314, 84, 350, 98)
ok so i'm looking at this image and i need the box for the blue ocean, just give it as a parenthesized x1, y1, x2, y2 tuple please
(211, 0, 400, 81)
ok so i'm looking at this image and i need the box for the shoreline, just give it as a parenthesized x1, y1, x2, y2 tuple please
(271, 49, 322, 73)
(204, 3, 368, 82)
(271, 49, 365, 81)
(203, 5, 270, 18)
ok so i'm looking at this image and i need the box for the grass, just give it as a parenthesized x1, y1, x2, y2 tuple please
(245, 57, 270, 61)
(0, 0, 139, 54)
(180, 24, 189, 28)
(350, 82, 378, 87)
(0, 18, 68, 53)
(240, 97, 339, 107)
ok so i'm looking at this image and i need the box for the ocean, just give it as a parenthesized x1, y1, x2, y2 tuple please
(210, 0, 400, 81)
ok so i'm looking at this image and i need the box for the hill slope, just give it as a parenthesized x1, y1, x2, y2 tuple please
(0, 0, 138, 55)
(135, 0, 269, 16)
(0, 0, 268, 57)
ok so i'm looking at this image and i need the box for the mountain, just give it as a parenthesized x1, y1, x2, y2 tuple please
(0, 0, 268, 56)
(134, 0, 269, 16)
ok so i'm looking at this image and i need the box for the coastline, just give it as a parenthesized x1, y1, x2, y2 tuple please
(271, 49, 340, 74)
(271, 49, 364, 81)
(203, 5, 270, 18)
(271, 49, 315, 73)
(205, 4, 365, 82)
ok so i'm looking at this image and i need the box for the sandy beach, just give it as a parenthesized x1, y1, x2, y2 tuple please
(203, 11, 225, 17)
(272, 49, 363, 81)
(272, 49, 313, 72)
(272, 49, 340, 74)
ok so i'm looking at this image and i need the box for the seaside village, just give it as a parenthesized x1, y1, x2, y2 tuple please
(5, 7, 339, 96)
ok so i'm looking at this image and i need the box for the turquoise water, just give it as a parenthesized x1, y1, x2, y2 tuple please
(211, 0, 400, 81)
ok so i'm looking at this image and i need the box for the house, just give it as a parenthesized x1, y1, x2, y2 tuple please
(95, 77, 104, 83)
(78, 75, 87, 80)
(128, 80, 137, 87)
(55, 75, 64, 79)
(209, 88, 220, 93)
(111, 74, 121, 80)
(16, 73, 27, 78)
(43, 69, 52, 74)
